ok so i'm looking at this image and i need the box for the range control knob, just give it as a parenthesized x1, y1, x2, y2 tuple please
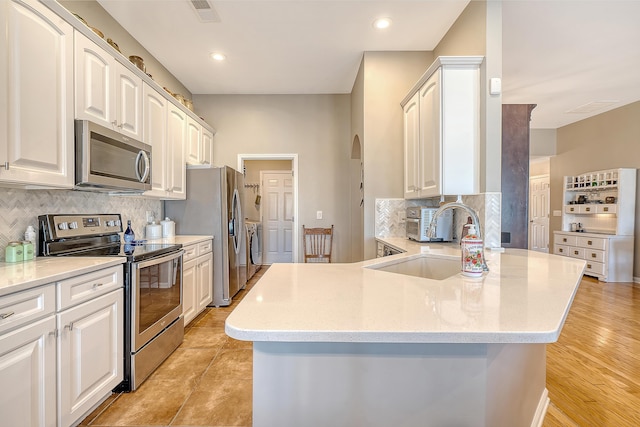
(57, 222, 68, 230)
(68, 222, 78, 229)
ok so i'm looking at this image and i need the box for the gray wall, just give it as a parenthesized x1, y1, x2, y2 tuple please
(193, 94, 352, 262)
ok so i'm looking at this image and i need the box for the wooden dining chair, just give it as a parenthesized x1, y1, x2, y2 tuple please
(302, 225, 334, 263)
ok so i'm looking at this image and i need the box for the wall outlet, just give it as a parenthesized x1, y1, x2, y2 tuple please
(316, 211, 323, 220)
(397, 210, 406, 224)
(146, 210, 155, 223)
(552, 210, 562, 217)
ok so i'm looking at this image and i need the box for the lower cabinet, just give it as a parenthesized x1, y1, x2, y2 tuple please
(553, 232, 634, 282)
(0, 264, 123, 427)
(183, 240, 213, 325)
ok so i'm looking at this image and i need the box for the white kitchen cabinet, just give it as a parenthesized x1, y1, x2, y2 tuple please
(554, 168, 636, 282)
(554, 232, 633, 282)
(167, 103, 187, 199)
(182, 240, 213, 325)
(56, 265, 123, 427)
(401, 57, 482, 199)
(75, 31, 143, 141)
(0, 0, 74, 189)
(186, 117, 214, 166)
(0, 285, 56, 427)
(143, 83, 185, 200)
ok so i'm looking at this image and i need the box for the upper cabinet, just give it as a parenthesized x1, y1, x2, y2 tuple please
(0, 0, 75, 188)
(75, 31, 142, 141)
(401, 57, 483, 199)
(186, 116, 214, 166)
(166, 102, 187, 199)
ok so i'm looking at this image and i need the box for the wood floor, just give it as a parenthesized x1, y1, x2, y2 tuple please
(81, 272, 640, 426)
(543, 275, 640, 427)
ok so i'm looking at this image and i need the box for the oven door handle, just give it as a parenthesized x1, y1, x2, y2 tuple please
(133, 249, 184, 269)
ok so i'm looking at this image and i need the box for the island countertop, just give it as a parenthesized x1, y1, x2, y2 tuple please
(225, 240, 586, 344)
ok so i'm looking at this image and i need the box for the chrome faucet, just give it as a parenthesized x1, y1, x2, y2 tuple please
(427, 197, 489, 272)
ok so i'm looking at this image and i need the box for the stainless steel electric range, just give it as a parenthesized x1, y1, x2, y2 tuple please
(38, 213, 184, 391)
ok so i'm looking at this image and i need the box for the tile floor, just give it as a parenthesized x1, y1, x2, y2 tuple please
(80, 267, 266, 427)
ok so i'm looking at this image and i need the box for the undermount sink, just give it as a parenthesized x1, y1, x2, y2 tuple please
(366, 255, 461, 281)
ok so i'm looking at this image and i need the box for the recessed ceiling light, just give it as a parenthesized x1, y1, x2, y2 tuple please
(210, 52, 226, 61)
(373, 17, 392, 30)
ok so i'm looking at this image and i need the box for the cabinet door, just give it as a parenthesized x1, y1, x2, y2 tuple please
(167, 103, 186, 199)
(182, 258, 197, 325)
(403, 92, 420, 199)
(197, 252, 213, 312)
(74, 31, 114, 128)
(418, 70, 441, 198)
(0, 316, 56, 427)
(57, 290, 123, 427)
(115, 62, 143, 140)
(186, 117, 202, 165)
(0, 0, 74, 188)
(202, 127, 214, 166)
(143, 83, 169, 197)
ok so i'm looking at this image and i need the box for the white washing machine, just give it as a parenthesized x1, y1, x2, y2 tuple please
(245, 221, 262, 280)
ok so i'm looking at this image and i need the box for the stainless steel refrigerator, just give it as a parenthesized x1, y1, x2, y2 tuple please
(165, 166, 245, 306)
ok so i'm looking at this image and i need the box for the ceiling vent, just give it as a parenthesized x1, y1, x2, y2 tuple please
(566, 101, 619, 114)
(189, 0, 220, 23)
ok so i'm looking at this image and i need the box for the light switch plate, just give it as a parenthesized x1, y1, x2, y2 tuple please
(553, 210, 562, 217)
(316, 211, 323, 220)
(489, 77, 501, 95)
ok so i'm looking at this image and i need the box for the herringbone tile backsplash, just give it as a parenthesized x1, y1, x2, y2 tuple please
(0, 188, 161, 260)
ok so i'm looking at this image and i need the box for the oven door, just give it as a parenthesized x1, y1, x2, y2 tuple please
(131, 250, 183, 352)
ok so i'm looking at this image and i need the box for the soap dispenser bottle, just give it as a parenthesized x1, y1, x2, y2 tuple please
(461, 224, 484, 277)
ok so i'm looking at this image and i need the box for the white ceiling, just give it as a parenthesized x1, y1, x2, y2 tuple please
(98, 0, 640, 129)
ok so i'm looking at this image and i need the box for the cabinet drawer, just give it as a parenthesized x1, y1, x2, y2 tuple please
(596, 204, 617, 214)
(576, 236, 606, 250)
(57, 265, 123, 310)
(554, 244, 570, 256)
(578, 205, 596, 214)
(584, 249, 605, 263)
(183, 244, 198, 262)
(564, 205, 579, 214)
(198, 240, 212, 255)
(567, 247, 585, 259)
(585, 261, 605, 276)
(0, 285, 55, 335)
(556, 234, 577, 246)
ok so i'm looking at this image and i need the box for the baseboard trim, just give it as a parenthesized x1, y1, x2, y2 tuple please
(531, 388, 550, 427)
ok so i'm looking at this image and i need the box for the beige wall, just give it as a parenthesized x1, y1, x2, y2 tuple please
(59, 0, 191, 99)
(193, 94, 351, 262)
(550, 101, 640, 276)
(349, 60, 365, 262)
(530, 129, 557, 157)
(243, 160, 292, 222)
(530, 158, 550, 176)
(361, 51, 433, 260)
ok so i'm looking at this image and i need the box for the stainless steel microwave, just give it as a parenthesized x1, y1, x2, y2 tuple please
(75, 120, 151, 192)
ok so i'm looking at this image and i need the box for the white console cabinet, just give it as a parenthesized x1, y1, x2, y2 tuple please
(554, 168, 636, 282)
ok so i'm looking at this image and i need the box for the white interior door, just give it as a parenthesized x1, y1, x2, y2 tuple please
(529, 175, 550, 253)
(262, 171, 294, 264)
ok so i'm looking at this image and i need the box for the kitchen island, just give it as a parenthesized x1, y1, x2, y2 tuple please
(225, 241, 586, 427)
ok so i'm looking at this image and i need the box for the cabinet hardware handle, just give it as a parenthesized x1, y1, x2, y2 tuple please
(574, 250, 579, 255)
(592, 253, 597, 258)
(112, 120, 118, 127)
(49, 329, 58, 338)
(587, 264, 592, 269)
(563, 238, 567, 242)
(92, 283, 104, 289)
(604, 207, 609, 212)
(559, 248, 563, 253)
(65, 323, 74, 331)
(588, 240, 592, 245)
(586, 207, 591, 212)
(0, 311, 15, 319)
(2, 162, 8, 170)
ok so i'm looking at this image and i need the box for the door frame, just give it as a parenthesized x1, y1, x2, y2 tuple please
(238, 154, 299, 263)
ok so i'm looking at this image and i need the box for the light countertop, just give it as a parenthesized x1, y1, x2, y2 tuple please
(0, 235, 212, 298)
(225, 239, 586, 344)
(0, 257, 126, 297)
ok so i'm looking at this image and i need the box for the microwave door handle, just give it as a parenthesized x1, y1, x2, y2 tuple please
(135, 150, 150, 183)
